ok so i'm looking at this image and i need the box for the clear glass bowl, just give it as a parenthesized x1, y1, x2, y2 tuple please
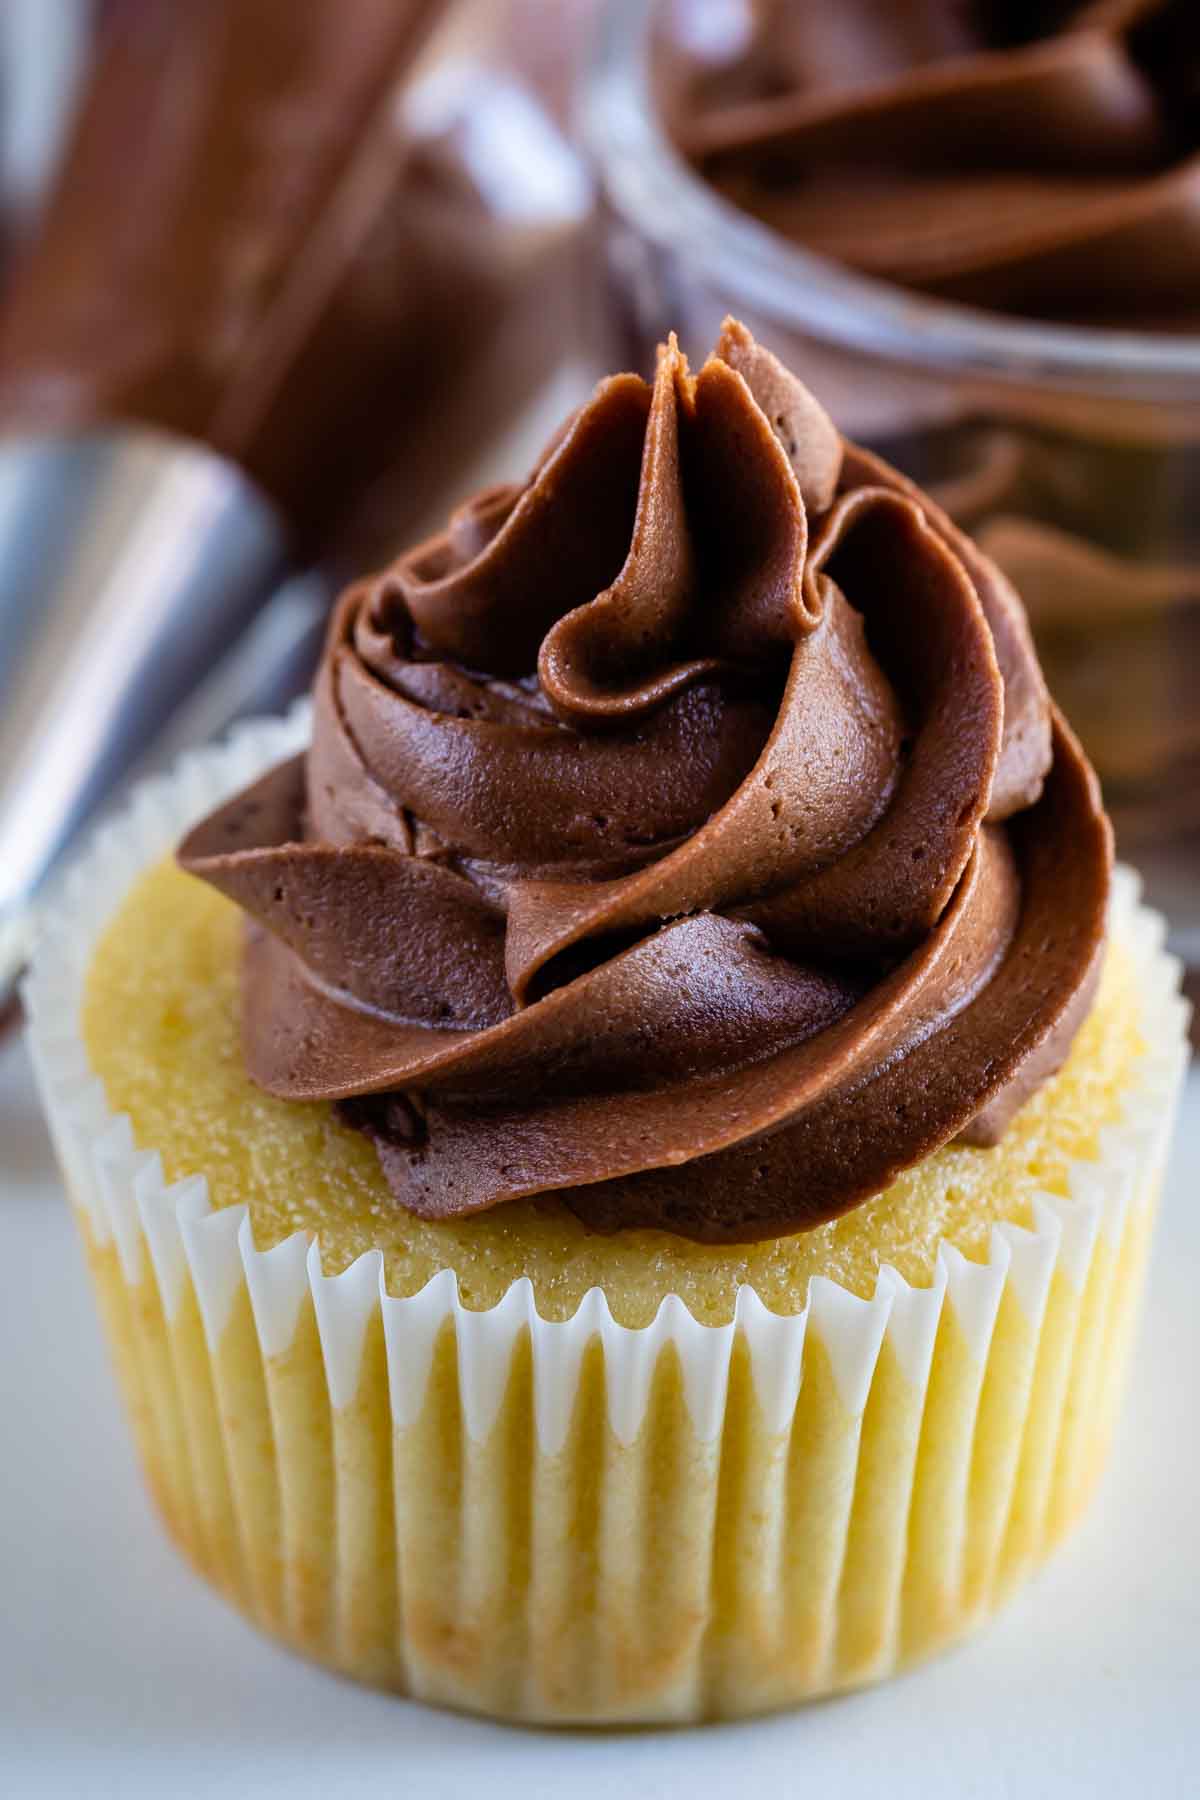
(583, 0, 1200, 977)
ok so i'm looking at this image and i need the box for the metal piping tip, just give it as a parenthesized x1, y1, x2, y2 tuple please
(0, 428, 299, 1014)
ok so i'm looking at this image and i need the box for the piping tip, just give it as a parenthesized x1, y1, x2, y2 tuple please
(0, 428, 294, 955)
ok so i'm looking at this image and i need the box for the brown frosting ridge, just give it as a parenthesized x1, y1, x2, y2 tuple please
(670, 1, 1200, 327)
(179, 321, 1111, 1243)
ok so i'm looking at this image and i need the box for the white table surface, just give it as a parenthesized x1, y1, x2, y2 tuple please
(2, 1027, 1197, 1800)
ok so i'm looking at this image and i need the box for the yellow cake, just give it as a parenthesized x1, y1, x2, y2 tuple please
(88, 853, 1147, 1324)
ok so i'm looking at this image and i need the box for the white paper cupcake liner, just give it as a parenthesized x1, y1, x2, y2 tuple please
(23, 709, 1190, 1723)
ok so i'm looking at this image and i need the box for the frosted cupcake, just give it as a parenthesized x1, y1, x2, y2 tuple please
(27, 321, 1187, 1723)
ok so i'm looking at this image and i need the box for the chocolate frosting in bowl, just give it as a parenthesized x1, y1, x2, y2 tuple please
(670, 0, 1200, 327)
(179, 321, 1111, 1244)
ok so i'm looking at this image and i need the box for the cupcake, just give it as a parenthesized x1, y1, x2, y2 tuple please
(27, 321, 1188, 1724)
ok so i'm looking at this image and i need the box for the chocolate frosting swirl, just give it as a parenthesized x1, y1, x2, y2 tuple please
(671, 0, 1200, 327)
(179, 321, 1110, 1243)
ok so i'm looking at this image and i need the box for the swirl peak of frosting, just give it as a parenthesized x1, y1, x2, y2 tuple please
(179, 321, 1110, 1243)
(670, 0, 1200, 328)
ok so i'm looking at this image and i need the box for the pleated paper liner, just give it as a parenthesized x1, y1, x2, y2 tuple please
(24, 710, 1190, 1724)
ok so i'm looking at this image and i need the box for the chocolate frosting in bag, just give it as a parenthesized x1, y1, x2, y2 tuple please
(0, 0, 523, 552)
(180, 322, 1111, 1243)
(671, 0, 1200, 327)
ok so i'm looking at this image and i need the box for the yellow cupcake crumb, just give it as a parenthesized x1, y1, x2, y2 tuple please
(83, 857, 1143, 1326)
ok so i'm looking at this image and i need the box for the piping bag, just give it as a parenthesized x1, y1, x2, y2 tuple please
(0, 0, 589, 1010)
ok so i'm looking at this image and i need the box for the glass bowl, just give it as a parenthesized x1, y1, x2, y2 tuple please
(583, 0, 1200, 979)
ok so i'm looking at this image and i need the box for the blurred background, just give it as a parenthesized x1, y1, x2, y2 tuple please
(0, 0, 1197, 1015)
